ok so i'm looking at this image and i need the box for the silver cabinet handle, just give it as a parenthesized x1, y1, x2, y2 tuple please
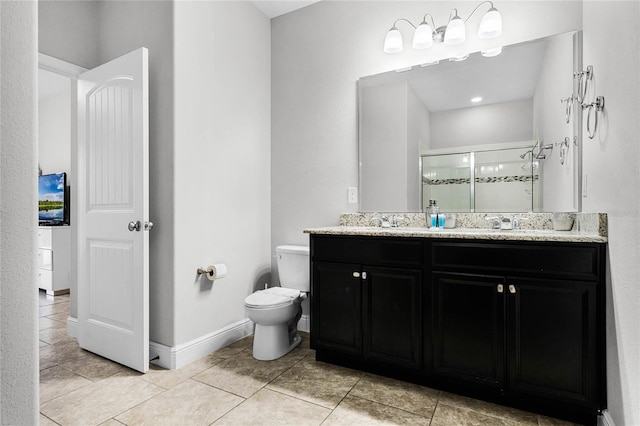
(497, 284, 504, 293)
(128, 221, 141, 232)
(362, 272, 367, 280)
(353, 272, 360, 278)
(509, 284, 517, 294)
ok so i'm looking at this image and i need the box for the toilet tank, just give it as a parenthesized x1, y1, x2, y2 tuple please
(276, 245, 310, 291)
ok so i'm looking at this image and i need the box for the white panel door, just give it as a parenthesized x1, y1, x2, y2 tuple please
(77, 48, 150, 373)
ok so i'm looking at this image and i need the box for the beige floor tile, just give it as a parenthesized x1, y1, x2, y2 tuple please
(193, 349, 298, 398)
(266, 356, 363, 409)
(215, 388, 331, 426)
(40, 316, 64, 331)
(61, 352, 129, 381)
(431, 402, 517, 426)
(40, 371, 164, 426)
(116, 379, 243, 425)
(40, 338, 90, 371)
(349, 373, 440, 418)
(538, 415, 580, 426)
(99, 419, 126, 425)
(40, 365, 93, 403)
(47, 312, 70, 322)
(323, 394, 430, 425)
(141, 353, 226, 389)
(39, 413, 59, 426)
(39, 301, 70, 317)
(211, 336, 253, 358)
(439, 391, 538, 425)
(39, 326, 76, 345)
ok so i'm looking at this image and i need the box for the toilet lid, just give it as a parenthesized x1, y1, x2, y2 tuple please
(245, 287, 302, 308)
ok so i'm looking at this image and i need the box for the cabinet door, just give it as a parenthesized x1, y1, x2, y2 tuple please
(311, 261, 362, 356)
(507, 278, 598, 406)
(363, 266, 422, 371)
(433, 272, 505, 389)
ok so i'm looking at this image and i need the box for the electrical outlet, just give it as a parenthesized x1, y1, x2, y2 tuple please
(347, 187, 358, 204)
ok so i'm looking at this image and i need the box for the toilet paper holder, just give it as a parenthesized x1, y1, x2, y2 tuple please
(196, 263, 228, 281)
(197, 266, 215, 278)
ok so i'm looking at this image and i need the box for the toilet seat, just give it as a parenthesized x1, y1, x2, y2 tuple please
(245, 287, 302, 309)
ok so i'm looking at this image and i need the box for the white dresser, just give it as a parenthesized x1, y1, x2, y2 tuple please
(38, 226, 71, 295)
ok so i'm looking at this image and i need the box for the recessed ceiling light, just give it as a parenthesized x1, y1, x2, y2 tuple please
(471, 97, 483, 103)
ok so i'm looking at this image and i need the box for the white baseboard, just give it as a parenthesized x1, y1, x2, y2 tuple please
(67, 316, 78, 338)
(149, 318, 254, 370)
(69, 314, 309, 370)
(599, 410, 615, 426)
(298, 314, 310, 333)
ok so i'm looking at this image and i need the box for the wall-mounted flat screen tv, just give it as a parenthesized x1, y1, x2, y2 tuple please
(38, 172, 69, 226)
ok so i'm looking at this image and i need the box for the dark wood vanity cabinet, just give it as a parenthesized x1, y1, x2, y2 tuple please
(309, 234, 606, 425)
(310, 235, 423, 373)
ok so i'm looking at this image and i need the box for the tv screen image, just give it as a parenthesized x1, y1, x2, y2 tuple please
(38, 172, 67, 224)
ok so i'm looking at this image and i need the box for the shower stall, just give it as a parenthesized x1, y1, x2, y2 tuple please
(421, 144, 541, 212)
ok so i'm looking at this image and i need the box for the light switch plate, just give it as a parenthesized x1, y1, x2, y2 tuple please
(348, 187, 358, 204)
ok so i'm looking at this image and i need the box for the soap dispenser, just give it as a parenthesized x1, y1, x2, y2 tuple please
(428, 199, 442, 229)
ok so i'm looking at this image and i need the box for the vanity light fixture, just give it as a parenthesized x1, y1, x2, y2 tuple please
(383, 1, 503, 54)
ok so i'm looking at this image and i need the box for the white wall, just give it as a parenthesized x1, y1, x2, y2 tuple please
(359, 82, 409, 211)
(532, 31, 575, 212)
(173, 1, 271, 344)
(582, 2, 640, 425)
(0, 1, 39, 423)
(430, 99, 533, 148)
(39, 90, 71, 175)
(406, 84, 428, 211)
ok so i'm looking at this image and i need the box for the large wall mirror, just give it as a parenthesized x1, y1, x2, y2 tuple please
(358, 31, 582, 213)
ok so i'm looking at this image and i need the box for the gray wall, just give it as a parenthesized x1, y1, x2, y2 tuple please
(0, 1, 39, 423)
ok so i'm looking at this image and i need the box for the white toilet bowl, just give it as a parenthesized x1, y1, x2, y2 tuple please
(244, 245, 310, 361)
(244, 287, 305, 360)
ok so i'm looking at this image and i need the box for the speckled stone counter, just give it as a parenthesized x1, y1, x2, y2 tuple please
(304, 212, 608, 243)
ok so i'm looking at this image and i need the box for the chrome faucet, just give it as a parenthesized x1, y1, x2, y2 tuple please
(486, 216, 517, 230)
(379, 215, 404, 228)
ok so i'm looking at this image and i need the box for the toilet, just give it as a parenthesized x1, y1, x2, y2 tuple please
(244, 245, 309, 361)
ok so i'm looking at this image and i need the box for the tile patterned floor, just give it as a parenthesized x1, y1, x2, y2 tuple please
(38, 291, 577, 425)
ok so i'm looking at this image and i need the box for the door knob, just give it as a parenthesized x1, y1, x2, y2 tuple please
(144, 221, 154, 231)
(128, 221, 141, 232)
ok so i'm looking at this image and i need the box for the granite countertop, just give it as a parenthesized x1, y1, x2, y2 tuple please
(303, 226, 607, 243)
(304, 212, 608, 243)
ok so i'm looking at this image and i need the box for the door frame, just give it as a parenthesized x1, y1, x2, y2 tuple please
(38, 53, 87, 336)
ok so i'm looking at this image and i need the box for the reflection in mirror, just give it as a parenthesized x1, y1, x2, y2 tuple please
(421, 142, 540, 213)
(358, 31, 581, 213)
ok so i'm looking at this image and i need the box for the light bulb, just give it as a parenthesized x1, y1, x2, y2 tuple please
(413, 22, 433, 49)
(384, 27, 403, 53)
(481, 46, 503, 57)
(478, 7, 502, 39)
(444, 15, 465, 45)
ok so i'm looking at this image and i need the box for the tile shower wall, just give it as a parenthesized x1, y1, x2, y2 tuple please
(423, 148, 540, 213)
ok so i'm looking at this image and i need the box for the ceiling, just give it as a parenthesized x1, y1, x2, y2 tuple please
(251, 1, 320, 18)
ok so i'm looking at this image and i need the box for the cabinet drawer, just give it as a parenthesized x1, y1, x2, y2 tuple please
(38, 269, 53, 290)
(38, 249, 53, 270)
(38, 227, 52, 249)
(312, 235, 423, 267)
(431, 241, 601, 279)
